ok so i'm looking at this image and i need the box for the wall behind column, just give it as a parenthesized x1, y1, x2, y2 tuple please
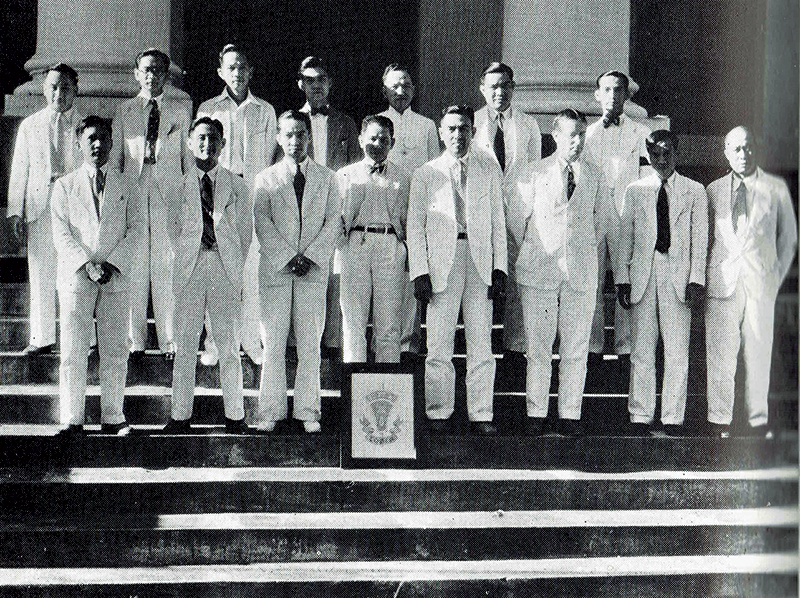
(0, 0, 37, 113)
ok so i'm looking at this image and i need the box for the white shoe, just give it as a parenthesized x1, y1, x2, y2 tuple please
(245, 347, 264, 365)
(303, 421, 321, 433)
(256, 421, 276, 432)
(199, 340, 219, 366)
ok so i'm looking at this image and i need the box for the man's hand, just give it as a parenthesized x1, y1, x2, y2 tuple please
(413, 274, 433, 305)
(685, 282, 706, 312)
(289, 254, 312, 277)
(97, 262, 118, 285)
(85, 262, 102, 282)
(616, 283, 632, 310)
(488, 269, 507, 301)
(7, 215, 26, 247)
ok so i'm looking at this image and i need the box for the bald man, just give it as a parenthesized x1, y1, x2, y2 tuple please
(705, 126, 797, 438)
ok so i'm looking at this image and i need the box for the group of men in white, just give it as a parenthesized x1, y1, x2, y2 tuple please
(6, 45, 796, 438)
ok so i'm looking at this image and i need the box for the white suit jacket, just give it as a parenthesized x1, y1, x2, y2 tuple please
(583, 114, 651, 216)
(473, 105, 541, 195)
(110, 92, 192, 186)
(170, 166, 252, 293)
(379, 107, 440, 172)
(253, 159, 341, 287)
(51, 164, 142, 293)
(513, 155, 600, 292)
(8, 107, 83, 222)
(706, 168, 797, 300)
(407, 150, 507, 293)
(615, 172, 708, 304)
(338, 159, 411, 242)
(197, 90, 277, 189)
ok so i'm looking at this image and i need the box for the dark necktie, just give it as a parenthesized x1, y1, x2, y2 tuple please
(603, 114, 620, 128)
(493, 114, 505, 172)
(200, 173, 216, 249)
(93, 170, 105, 217)
(369, 162, 386, 175)
(52, 112, 66, 177)
(294, 163, 305, 216)
(732, 181, 747, 232)
(655, 181, 670, 254)
(310, 105, 329, 117)
(145, 99, 160, 163)
(566, 163, 575, 200)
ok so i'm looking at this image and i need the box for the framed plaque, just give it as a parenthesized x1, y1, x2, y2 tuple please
(341, 363, 423, 468)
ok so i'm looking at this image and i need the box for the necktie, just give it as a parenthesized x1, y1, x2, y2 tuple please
(655, 181, 670, 253)
(200, 173, 216, 248)
(93, 170, 105, 217)
(453, 161, 466, 226)
(310, 106, 329, 116)
(51, 113, 66, 177)
(493, 113, 505, 172)
(732, 181, 747, 232)
(369, 162, 386, 175)
(566, 163, 575, 200)
(294, 163, 305, 216)
(145, 99, 160, 163)
(603, 115, 620, 128)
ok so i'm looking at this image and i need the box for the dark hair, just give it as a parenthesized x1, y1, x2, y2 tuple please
(45, 63, 79, 87)
(645, 129, 678, 150)
(135, 48, 170, 71)
(481, 62, 514, 83)
(361, 114, 394, 137)
(552, 108, 587, 130)
(595, 70, 629, 92)
(382, 63, 411, 83)
(219, 44, 249, 67)
(76, 115, 111, 138)
(277, 109, 311, 132)
(297, 56, 329, 79)
(440, 105, 475, 126)
(189, 116, 224, 138)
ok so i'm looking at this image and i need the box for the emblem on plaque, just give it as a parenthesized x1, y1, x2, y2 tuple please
(360, 389, 403, 445)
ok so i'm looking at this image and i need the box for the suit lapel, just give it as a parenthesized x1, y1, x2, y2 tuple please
(669, 174, 688, 227)
(37, 110, 52, 175)
(214, 168, 232, 216)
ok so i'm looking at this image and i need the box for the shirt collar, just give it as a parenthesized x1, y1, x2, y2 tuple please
(302, 102, 329, 117)
(443, 151, 470, 170)
(363, 156, 387, 172)
(283, 155, 309, 175)
(83, 162, 108, 177)
(490, 106, 513, 122)
(733, 168, 759, 188)
(197, 164, 219, 183)
(138, 91, 164, 106)
(387, 105, 409, 119)
(657, 171, 677, 191)
(48, 105, 73, 121)
(223, 87, 255, 108)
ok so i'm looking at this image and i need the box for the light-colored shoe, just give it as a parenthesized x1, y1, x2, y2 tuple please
(245, 346, 264, 365)
(303, 421, 321, 433)
(199, 339, 219, 366)
(256, 421, 276, 433)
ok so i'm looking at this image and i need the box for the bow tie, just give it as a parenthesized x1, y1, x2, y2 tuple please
(310, 106, 330, 116)
(602, 115, 620, 128)
(369, 162, 386, 175)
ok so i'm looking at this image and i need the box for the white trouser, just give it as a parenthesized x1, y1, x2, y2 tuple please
(400, 278, 421, 353)
(129, 165, 174, 351)
(705, 277, 774, 427)
(27, 214, 57, 347)
(629, 251, 691, 425)
(589, 194, 630, 354)
(520, 280, 596, 420)
(172, 249, 243, 421)
(502, 234, 526, 352)
(425, 238, 495, 422)
(341, 231, 406, 363)
(59, 276, 128, 425)
(259, 278, 326, 423)
(322, 254, 341, 350)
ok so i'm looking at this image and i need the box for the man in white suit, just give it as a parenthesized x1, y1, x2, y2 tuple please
(474, 62, 542, 361)
(705, 126, 797, 438)
(378, 64, 440, 358)
(512, 109, 600, 437)
(51, 116, 142, 437)
(7, 64, 83, 355)
(164, 117, 251, 434)
(111, 49, 192, 362)
(254, 110, 341, 433)
(407, 105, 507, 435)
(583, 71, 651, 362)
(196, 44, 277, 366)
(615, 130, 707, 436)
(339, 115, 411, 363)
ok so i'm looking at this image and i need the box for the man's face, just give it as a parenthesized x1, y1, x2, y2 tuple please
(383, 69, 414, 113)
(439, 113, 474, 159)
(218, 51, 252, 100)
(298, 67, 331, 109)
(189, 123, 225, 164)
(277, 117, 310, 162)
(552, 118, 586, 163)
(648, 139, 677, 180)
(135, 54, 168, 97)
(78, 125, 112, 168)
(360, 122, 394, 164)
(480, 72, 514, 113)
(724, 128, 756, 178)
(594, 74, 628, 117)
(43, 71, 77, 113)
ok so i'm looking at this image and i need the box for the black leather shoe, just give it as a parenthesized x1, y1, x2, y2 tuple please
(57, 424, 85, 439)
(163, 350, 175, 362)
(748, 424, 775, 439)
(708, 423, 731, 439)
(662, 424, 685, 437)
(130, 350, 146, 363)
(558, 419, 583, 437)
(428, 418, 451, 434)
(100, 422, 131, 436)
(524, 417, 545, 436)
(470, 421, 498, 436)
(626, 422, 651, 436)
(161, 418, 192, 434)
(225, 417, 250, 434)
(23, 343, 55, 356)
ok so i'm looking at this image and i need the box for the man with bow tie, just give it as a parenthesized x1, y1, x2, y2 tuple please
(615, 130, 708, 436)
(583, 71, 651, 367)
(704, 126, 797, 438)
(338, 115, 411, 363)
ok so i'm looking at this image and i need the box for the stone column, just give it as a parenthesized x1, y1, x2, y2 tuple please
(4, 0, 189, 119)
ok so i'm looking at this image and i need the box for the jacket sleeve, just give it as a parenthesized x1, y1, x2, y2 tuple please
(407, 167, 429, 280)
(394, 169, 412, 240)
(264, 104, 278, 168)
(178, 105, 193, 176)
(252, 173, 296, 273)
(426, 120, 441, 162)
(526, 116, 542, 162)
(775, 178, 798, 285)
(51, 178, 90, 275)
(233, 173, 253, 256)
(615, 185, 635, 285)
(688, 182, 709, 286)
(304, 170, 342, 268)
(7, 119, 30, 219)
(105, 174, 143, 279)
(110, 104, 126, 174)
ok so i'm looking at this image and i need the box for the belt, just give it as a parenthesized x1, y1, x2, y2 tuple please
(457, 232, 468, 240)
(351, 225, 396, 235)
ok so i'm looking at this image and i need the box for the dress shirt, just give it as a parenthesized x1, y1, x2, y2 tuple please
(215, 89, 258, 176)
(303, 102, 328, 167)
(86, 163, 109, 217)
(49, 106, 75, 179)
(442, 152, 470, 232)
(488, 106, 517, 166)
(353, 159, 392, 227)
(382, 106, 438, 171)
(596, 113, 626, 187)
